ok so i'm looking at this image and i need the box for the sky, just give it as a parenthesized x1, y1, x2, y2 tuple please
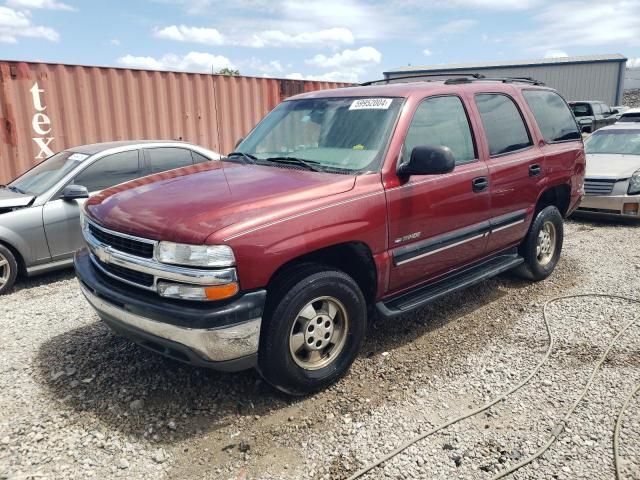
(1, 0, 639, 83)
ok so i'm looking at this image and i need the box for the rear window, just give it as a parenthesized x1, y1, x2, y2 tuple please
(571, 103, 593, 117)
(523, 90, 581, 143)
(475, 94, 532, 156)
(619, 112, 640, 123)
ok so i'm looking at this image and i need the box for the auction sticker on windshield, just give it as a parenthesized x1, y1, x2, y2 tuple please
(349, 98, 393, 110)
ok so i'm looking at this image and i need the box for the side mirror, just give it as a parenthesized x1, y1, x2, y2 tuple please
(61, 184, 89, 201)
(611, 109, 618, 115)
(398, 145, 456, 177)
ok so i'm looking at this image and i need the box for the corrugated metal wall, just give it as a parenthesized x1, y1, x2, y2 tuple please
(386, 62, 624, 106)
(0, 61, 349, 183)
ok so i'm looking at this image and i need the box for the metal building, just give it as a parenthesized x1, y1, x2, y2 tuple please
(0, 60, 349, 184)
(384, 53, 627, 106)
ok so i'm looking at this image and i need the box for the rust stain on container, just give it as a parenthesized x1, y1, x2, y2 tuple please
(0, 61, 350, 183)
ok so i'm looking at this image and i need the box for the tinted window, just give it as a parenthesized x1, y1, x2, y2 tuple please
(74, 150, 142, 192)
(147, 148, 193, 174)
(571, 103, 593, 117)
(523, 90, 581, 143)
(476, 94, 532, 156)
(192, 151, 211, 164)
(403, 96, 475, 165)
(619, 112, 640, 123)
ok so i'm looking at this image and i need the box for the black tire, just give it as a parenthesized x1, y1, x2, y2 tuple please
(0, 244, 18, 295)
(515, 206, 564, 281)
(258, 264, 367, 396)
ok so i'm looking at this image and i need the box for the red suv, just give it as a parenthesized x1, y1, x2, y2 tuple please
(75, 78, 585, 395)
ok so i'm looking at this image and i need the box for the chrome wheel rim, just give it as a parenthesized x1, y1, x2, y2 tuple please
(0, 252, 9, 289)
(289, 296, 349, 371)
(536, 221, 556, 266)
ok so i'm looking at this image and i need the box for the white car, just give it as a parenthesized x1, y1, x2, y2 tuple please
(576, 123, 640, 219)
(616, 107, 640, 123)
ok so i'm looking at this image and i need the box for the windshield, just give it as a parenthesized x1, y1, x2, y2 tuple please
(234, 97, 404, 173)
(571, 103, 593, 117)
(9, 151, 89, 195)
(584, 130, 640, 155)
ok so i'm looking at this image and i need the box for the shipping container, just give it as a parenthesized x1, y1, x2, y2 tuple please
(0, 61, 349, 183)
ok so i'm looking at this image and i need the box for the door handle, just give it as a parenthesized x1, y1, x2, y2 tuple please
(529, 164, 542, 177)
(472, 176, 488, 192)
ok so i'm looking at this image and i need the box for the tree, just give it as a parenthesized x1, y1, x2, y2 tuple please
(216, 67, 240, 76)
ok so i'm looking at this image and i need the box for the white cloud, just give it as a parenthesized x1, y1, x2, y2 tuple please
(0, 6, 59, 43)
(154, 25, 225, 45)
(245, 27, 353, 48)
(6, 0, 75, 11)
(394, 0, 539, 10)
(118, 51, 235, 73)
(286, 71, 359, 83)
(544, 50, 568, 59)
(522, 1, 640, 52)
(423, 48, 432, 56)
(436, 19, 476, 34)
(153, 24, 353, 49)
(244, 58, 284, 74)
(110, 38, 121, 46)
(628, 58, 640, 68)
(305, 46, 381, 69)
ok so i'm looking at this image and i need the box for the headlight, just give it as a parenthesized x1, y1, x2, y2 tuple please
(157, 281, 239, 301)
(628, 170, 640, 195)
(156, 242, 235, 267)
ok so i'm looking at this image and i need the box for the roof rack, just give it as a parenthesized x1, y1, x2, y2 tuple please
(360, 74, 545, 87)
(359, 73, 485, 86)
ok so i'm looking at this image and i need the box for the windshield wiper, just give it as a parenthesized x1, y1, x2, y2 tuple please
(5, 185, 25, 194)
(226, 152, 257, 164)
(264, 156, 323, 172)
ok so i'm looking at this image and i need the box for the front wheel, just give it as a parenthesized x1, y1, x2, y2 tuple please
(0, 244, 18, 295)
(515, 205, 564, 281)
(258, 265, 367, 396)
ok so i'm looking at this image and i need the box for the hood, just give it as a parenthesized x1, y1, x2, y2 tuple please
(585, 154, 640, 179)
(86, 161, 356, 244)
(0, 187, 35, 210)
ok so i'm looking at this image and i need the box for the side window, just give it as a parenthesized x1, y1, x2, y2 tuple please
(475, 94, 532, 156)
(146, 148, 193, 174)
(74, 150, 142, 192)
(593, 103, 602, 115)
(192, 151, 212, 164)
(522, 90, 581, 143)
(403, 96, 476, 165)
(601, 104, 610, 115)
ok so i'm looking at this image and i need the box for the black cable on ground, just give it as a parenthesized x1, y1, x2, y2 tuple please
(345, 293, 639, 480)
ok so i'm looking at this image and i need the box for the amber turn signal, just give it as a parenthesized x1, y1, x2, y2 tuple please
(204, 283, 240, 300)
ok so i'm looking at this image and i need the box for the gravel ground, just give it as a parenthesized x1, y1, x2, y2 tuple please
(1, 217, 639, 480)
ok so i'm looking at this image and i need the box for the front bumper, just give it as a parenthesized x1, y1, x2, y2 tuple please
(74, 248, 266, 371)
(576, 194, 640, 218)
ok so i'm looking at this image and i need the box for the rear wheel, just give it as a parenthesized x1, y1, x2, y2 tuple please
(258, 265, 367, 395)
(515, 206, 563, 281)
(0, 245, 18, 295)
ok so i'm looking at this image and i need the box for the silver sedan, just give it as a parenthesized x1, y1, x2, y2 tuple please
(575, 124, 640, 219)
(0, 140, 220, 294)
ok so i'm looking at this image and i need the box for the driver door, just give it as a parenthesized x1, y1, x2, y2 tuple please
(42, 149, 144, 260)
(386, 95, 491, 292)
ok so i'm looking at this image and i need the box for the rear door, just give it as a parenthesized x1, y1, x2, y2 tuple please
(42, 149, 145, 260)
(473, 92, 539, 255)
(144, 147, 195, 174)
(386, 95, 491, 292)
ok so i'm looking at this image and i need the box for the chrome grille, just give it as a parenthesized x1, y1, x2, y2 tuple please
(584, 178, 616, 196)
(88, 223, 154, 258)
(92, 256, 154, 287)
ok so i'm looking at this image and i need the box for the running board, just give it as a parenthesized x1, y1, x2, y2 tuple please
(376, 252, 524, 318)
